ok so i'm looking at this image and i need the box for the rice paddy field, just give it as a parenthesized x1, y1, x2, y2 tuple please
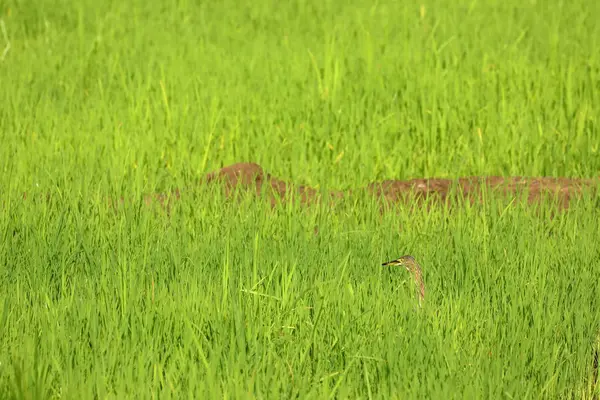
(1, 0, 600, 398)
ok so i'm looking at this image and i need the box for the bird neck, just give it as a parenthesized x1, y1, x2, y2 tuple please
(410, 264, 425, 306)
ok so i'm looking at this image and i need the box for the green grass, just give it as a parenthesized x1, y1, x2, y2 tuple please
(2, 192, 600, 398)
(1, 0, 599, 190)
(1, 0, 600, 398)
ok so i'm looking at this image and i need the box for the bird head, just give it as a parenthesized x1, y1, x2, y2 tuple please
(381, 255, 416, 271)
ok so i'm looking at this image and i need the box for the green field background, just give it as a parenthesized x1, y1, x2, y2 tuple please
(1, 0, 600, 398)
(1, 0, 599, 191)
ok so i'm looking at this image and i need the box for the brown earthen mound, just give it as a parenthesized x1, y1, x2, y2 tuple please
(18, 162, 598, 210)
(199, 162, 597, 210)
(202, 163, 344, 207)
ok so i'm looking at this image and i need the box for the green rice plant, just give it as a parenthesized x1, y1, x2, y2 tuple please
(1, 0, 599, 397)
(1, 188, 599, 398)
(1, 0, 598, 191)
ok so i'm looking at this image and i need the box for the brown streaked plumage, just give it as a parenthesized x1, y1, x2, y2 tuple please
(382, 255, 425, 307)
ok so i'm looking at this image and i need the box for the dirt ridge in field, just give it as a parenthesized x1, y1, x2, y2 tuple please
(193, 162, 598, 209)
(17, 162, 598, 210)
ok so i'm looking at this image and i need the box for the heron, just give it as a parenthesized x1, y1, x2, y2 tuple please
(382, 255, 425, 307)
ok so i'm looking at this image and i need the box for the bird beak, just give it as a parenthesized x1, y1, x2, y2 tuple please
(382, 260, 399, 267)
